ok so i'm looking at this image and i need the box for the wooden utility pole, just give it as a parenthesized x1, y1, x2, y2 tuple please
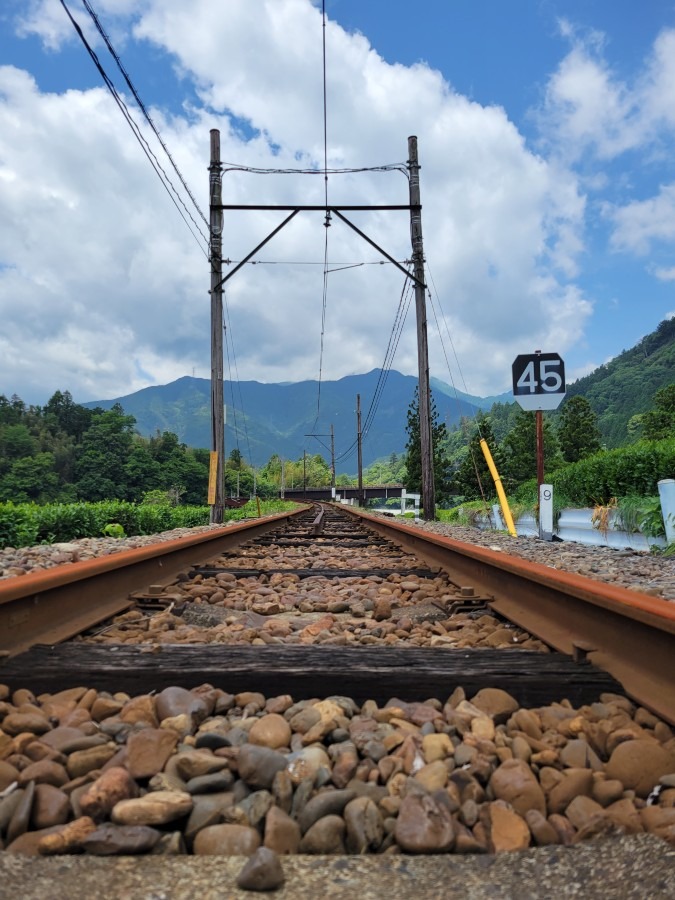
(303, 451, 307, 499)
(209, 129, 225, 523)
(408, 135, 435, 520)
(357, 394, 363, 505)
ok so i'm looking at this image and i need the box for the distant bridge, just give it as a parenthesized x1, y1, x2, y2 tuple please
(279, 484, 406, 502)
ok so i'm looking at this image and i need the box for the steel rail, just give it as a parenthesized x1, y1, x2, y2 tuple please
(340, 507, 675, 724)
(2, 503, 674, 723)
(0, 507, 307, 657)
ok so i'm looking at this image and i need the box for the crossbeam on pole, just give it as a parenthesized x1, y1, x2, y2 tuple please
(217, 204, 418, 211)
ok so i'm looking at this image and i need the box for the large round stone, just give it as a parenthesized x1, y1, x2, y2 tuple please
(248, 714, 292, 750)
(606, 740, 675, 798)
(489, 759, 546, 817)
(193, 823, 261, 855)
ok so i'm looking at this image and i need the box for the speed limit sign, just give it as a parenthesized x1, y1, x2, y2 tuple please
(512, 352, 566, 410)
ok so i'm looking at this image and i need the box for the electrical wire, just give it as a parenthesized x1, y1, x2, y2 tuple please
(313, 0, 331, 431)
(59, 0, 208, 256)
(426, 261, 484, 431)
(81, 0, 209, 231)
(425, 261, 489, 501)
(223, 300, 254, 468)
(221, 164, 408, 177)
(223, 260, 399, 268)
(334, 273, 414, 464)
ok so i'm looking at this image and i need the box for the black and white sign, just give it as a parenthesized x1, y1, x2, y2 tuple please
(512, 353, 566, 411)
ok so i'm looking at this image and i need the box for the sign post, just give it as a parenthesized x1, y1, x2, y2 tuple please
(512, 351, 566, 540)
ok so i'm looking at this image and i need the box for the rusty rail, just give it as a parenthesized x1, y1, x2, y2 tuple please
(2, 503, 674, 724)
(340, 507, 675, 724)
(0, 508, 306, 657)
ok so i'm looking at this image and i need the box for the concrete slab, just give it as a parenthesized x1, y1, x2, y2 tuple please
(2, 835, 674, 900)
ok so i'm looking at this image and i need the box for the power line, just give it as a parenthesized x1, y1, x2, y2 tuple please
(223, 300, 254, 468)
(223, 260, 401, 268)
(221, 164, 408, 177)
(81, 0, 209, 231)
(334, 273, 414, 464)
(313, 0, 331, 431)
(59, 0, 208, 256)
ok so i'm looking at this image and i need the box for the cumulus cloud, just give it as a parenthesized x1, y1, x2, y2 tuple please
(1, 0, 590, 405)
(539, 21, 675, 279)
(540, 22, 675, 163)
(608, 184, 675, 254)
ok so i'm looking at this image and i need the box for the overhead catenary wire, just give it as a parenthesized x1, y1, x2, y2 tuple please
(59, 0, 209, 256)
(425, 260, 489, 502)
(334, 272, 414, 465)
(81, 0, 209, 231)
(222, 302, 254, 469)
(221, 164, 408, 177)
(312, 0, 331, 431)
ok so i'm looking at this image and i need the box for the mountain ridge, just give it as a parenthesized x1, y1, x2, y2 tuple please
(85, 369, 506, 473)
(84, 317, 675, 470)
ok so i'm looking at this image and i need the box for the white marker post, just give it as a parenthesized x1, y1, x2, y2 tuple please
(539, 484, 554, 542)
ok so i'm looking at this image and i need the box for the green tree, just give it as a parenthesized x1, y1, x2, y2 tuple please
(451, 415, 505, 500)
(74, 404, 136, 500)
(261, 454, 283, 487)
(641, 384, 675, 441)
(0, 452, 59, 503)
(404, 387, 452, 506)
(226, 448, 244, 470)
(149, 431, 182, 463)
(0, 423, 36, 459)
(0, 394, 26, 426)
(159, 448, 208, 505)
(43, 390, 93, 441)
(124, 443, 162, 501)
(558, 396, 602, 463)
(502, 409, 561, 487)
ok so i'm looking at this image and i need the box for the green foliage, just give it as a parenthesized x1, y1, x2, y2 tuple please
(551, 438, 675, 506)
(141, 489, 173, 506)
(404, 387, 452, 505)
(102, 523, 126, 539)
(450, 414, 505, 501)
(565, 317, 675, 447)
(634, 496, 667, 538)
(0, 498, 300, 548)
(0, 501, 40, 548)
(438, 500, 492, 527)
(501, 409, 561, 487)
(641, 384, 675, 441)
(0, 391, 213, 506)
(558, 396, 602, 463)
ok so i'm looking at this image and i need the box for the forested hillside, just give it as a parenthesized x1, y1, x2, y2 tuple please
(84, 370, 483, 473)
(565, 317, 675, 447)
(0, 393, 210, 505)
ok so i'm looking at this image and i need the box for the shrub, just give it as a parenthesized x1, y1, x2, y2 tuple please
(0, 499, 297, 548)
(551, 439, 675, 507)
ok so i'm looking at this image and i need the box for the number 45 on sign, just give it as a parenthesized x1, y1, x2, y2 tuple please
(511, 352, 566, 411)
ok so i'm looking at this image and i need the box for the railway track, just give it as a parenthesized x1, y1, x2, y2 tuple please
(1, 503, 674, 892)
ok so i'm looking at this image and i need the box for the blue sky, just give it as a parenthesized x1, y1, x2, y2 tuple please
(1, 0, 675, 408)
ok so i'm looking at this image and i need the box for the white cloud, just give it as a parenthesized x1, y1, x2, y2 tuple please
(653, 267, 675, 282)
(540, 24, 675, 163)
(14, 0, 148, 50)
(1, 0, 590, 405)
(607, 183, 675, 254)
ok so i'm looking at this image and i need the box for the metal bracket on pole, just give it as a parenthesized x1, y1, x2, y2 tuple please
(211, 204, 422, 292)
